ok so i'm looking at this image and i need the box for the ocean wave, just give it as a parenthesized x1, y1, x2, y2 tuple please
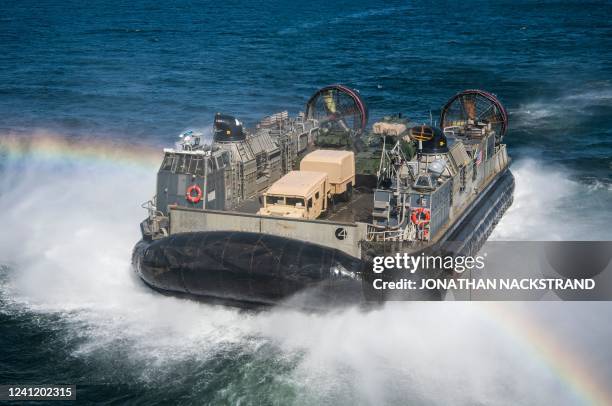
(278, 5, 411, 35)
(510, 87, 612, 129)
(564, 89, 612, 102)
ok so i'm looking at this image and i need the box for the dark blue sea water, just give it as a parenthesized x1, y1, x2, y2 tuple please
(1, 1, 611, 404)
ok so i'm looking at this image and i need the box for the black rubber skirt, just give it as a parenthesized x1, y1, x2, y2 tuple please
(132, 231, 366, 307)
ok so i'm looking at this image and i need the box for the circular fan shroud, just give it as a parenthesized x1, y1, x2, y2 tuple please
(306, 84, 368, 132)
(440, 89, 508, 137)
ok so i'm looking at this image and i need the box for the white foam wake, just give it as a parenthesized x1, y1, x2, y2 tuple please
(491, 159, 612, 240)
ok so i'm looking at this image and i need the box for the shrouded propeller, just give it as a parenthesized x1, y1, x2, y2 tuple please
(306, 84, 368, 133)
(440, 89, 508, 140)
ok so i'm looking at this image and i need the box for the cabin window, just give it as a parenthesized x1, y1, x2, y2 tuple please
(374, 190, 391, 202)
(189, 156, 202, 174)
(315, 192, 320, 199)
(177, 155, 187, 173)
(161, 155, 174, 171)
(196, 160, 206, 176)
(286, 197, 305, 207)
(416, 175, 433, 188)
(266, 195, 284, 205)
(307, 198, 313, 208)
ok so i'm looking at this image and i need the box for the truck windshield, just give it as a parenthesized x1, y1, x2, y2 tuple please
(286, 197, 305, 207)
(266, 195, 285, 205)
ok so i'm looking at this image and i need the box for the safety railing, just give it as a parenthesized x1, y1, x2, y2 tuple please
(365, 224, 416, 242)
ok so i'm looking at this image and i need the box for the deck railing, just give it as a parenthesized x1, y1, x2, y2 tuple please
(365, 224, 416, 242)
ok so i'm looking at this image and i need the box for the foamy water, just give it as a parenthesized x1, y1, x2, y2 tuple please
(490, 159, 612, 241)
(1, 140, 611, 403)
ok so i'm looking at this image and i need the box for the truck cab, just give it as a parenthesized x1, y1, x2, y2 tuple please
(258, 171, 329, 219)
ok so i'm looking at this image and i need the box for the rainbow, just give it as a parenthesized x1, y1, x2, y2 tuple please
(0, 132, 163, 169)
(485, 303, 612, 405)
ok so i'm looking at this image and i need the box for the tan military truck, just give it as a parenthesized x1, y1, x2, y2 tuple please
(257, 170, 329, 220)
(299, 150, 355, 201)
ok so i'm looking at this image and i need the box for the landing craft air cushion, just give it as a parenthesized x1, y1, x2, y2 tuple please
(132, 85, 514, 306)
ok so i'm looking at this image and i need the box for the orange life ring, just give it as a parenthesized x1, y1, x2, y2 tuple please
(185, 184, 203, 204)
(411, 207, 431, 226)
